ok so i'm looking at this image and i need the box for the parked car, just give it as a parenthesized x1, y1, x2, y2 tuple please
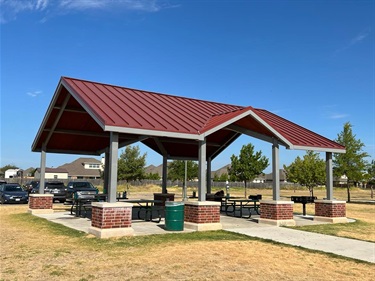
(66, 181, 98, 199)
(33, 181, 67, 203)
(0, 183, 29, 204)
(24, 181, 39, 193)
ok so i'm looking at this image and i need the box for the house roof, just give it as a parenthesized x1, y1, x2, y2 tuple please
(58, 157, 101, 178)
(32, 77, 345, 160)
(36, 168, 68, 174)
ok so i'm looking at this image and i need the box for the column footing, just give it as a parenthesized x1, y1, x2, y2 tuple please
(258, 218, 296, 226)
(184, 222, 222, 231)
(314, 216, 348, 223)
(88, 226, 134, 238)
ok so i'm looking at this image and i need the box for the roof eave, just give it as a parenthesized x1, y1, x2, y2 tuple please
(290, 145, 346, 154)
(31, 81, 64, 152)
(104, 125, 203, 140)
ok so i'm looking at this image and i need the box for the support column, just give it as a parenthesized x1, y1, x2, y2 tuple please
(162, 155, 168, 194)
(272, 139, 280, 200)
(207, 157, 212, 194)
(326, 152, 333, 200)
(103, 150, 110, 195)
(184, 201, 222, 231)
(28, 194, 54, 214)
(39, 143, 46, 194)
(258, 139, 295, 226)
(88, 202, 134, 238)
(29, 143, 54, 214)
(314, 200, 347, 223)
(313, 152, 347, 223)
(108, 132, 118, 203)
(198, 139, 207, 201)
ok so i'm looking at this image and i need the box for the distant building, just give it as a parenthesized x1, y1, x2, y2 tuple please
(265, 169, 287, 183)
(58, 157, 102, 179)
(5, 169, 20, 179)
(34, 168, 68, 180)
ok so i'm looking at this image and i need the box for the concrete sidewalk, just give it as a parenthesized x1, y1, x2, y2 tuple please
(221, 215, 375, 263)
(35, 211, 375, 263)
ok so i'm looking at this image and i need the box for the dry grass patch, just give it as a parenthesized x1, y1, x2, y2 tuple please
(1, 204, 374, 281)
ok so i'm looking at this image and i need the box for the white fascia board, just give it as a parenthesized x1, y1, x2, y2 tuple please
(248, 110, 294, 148)
(32, 82, 64, 151)
(60, 79, 106, 130)
(104, 125, 203, 140)
(291, 145, 346, 154)
(201, 109, 254, 138)
(201, 109, 294, 149)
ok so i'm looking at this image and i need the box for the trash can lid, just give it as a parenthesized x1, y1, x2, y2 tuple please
(165, 201, 184, 206)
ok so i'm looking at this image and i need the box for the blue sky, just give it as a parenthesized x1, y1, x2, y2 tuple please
(1, 0, 374, 173)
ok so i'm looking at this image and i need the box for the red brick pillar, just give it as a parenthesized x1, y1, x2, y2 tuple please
(28, 194, 54, 214)
(258, 200, 296, 226)
(314, 200, 347, 223)
(184, 201, 222, 231)
(88, 202, 134, 238)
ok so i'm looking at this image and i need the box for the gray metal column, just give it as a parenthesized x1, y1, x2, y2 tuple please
(198, 139, 207, 201)
(207, 157, 212, 194)
(108, 132, 118, 203)
(103, 150, 110, 195)
(39, 143, 46, 194)
(326, 152, 333, 200)
(272, 139, 280, 200)
(162, 155, 168, 193)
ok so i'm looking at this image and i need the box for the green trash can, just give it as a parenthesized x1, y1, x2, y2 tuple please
(165, 201, 184, 231)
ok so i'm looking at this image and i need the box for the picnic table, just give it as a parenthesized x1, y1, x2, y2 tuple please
(123, 199, 163, 223)
(225, 198, 261, 218)
(70, 192, 106, 217)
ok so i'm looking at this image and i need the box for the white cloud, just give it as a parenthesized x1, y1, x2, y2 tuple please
(319, 105, 349, 120)
(329, 113, 349, 119)
(334, 28, 371, 54)
(1, 0, 166, 23)
(27, 90, 42, 97)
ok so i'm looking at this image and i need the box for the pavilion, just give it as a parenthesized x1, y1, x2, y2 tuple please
(30, 77, 347, 238)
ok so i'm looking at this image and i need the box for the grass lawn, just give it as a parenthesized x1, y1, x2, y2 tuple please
(1, 187, 374, 280)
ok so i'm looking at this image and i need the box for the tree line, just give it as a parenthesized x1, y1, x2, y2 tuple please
(2, 122, 373, 202)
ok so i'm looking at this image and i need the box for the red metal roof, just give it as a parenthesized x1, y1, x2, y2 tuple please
(32, 77, 345, 159)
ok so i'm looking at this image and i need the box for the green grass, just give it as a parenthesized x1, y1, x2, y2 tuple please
(12, 212, 249, 249)
(288, 220, 374, 242)
(9, 212, 372, 264)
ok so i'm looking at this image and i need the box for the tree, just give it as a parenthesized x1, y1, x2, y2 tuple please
(228, 143, 269, 198)
(168, 160, 198, 181)
(144, 172, 161, 180)
(117, 145, 146, 182)
(0, 164, 19, 175)
(284, 151, 326, 197)
(367, 160, 375, 182)
(333, 122, 369, 202)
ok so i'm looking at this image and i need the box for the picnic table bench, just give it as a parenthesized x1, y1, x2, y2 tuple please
(70, 191, 104, 217)
(124, 199, 163, 223)
(225, 198, 261, 218)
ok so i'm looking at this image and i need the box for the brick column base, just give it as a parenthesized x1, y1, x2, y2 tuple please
(314, 200, 348, 223)
(88, 202, 134, 238)
(258, 200, 296, 226)
(28, 194, 54, 214)
(184, 201, 222, 231)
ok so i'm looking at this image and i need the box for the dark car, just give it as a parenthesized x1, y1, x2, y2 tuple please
(0, 183, 29, 204)
(66, 181, 98, 199)
(24, 181, 39, 193)
(33, 181, 67, 203)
